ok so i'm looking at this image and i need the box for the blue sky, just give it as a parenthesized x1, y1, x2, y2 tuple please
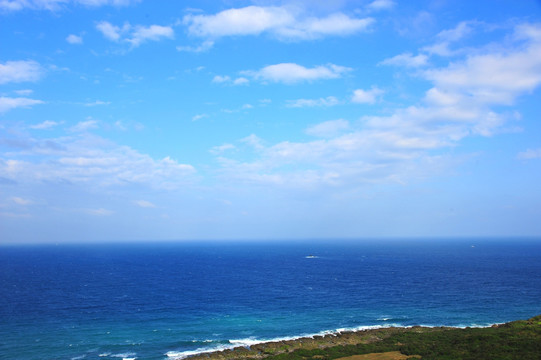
(1, 0, 541, 243)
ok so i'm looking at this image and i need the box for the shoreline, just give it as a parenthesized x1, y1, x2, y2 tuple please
(165, 315, 541, 360)
(165, 323, 490, 360)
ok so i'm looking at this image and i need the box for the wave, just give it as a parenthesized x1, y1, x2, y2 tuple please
(165, 324, 401, 359)
(108, 352, 137, 360)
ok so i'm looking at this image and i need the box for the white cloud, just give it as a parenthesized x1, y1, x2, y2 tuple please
(210, 143, 236, 155)
(184, 6, 292, 37)
(515, 23, 541, 41)
(380, 52, 428, 67)
(305, 119, 350, 138)
(0, 60, 43, 84)
(127, 24, 174, 46)
(133, 200, 156, 208)
(14, 89, 33, 96)
(1, 134, 196, 190)
(183, 6, 373, 41)
(351, 87, 384, 104)
(84, 100, 110, 106)
(11, 197, 33, 205)
(422, 21, 476, 57)
(0, 0, 140, 11)
(212, 75, 249, 86)
(233, 77, 249, 85)
(66, 34, 83, 44)
(246, 63, 351, 84)
(70, 119, 98, 132)
(518, 148, 541, 159)
(436, 21, 474, 43)
(96, 21, 124, 41)
(424, 32, 541, 106)
(367, 0, 395, 11)
(212, 75, 230, 83)
(241, 134, 264, 150)
(287, 96, 340, 108)
(29, 120, 60, 130)
(177, 40, 214, 53)
(274, 13, 375, 40)
(211, 23, 541, 190)
(192, 114, 207, 121)
(97, 21, 172, 47)
(0, 97, 44, 113)
(85, 208, 113, 216)
(77, 0, 139, 6)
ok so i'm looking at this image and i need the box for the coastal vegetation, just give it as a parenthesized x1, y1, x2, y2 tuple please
(189, 315, 541, 360)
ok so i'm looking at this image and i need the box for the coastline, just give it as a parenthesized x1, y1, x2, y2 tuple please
(166, 325, 455, 360)
(168, 316, 541, 360)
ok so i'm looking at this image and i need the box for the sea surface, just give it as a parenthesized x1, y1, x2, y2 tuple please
(1, 239, 541, 360)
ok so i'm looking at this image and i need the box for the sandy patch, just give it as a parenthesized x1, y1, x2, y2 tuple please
(336, 351, 420, 360)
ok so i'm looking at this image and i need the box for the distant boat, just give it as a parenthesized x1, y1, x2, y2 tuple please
(305, 255, 318, 259)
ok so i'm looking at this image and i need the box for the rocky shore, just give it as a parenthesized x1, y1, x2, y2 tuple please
(182, 315, 541, 360)
(186, 326, 449, 360)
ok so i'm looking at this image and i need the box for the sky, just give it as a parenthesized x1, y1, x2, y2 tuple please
(1, 0, 541, 243)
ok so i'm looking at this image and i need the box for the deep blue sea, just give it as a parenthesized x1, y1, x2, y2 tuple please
(1, 239, 541, 360)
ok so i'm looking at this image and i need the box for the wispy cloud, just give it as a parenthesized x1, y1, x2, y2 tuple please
(84, 208, 114, 216)
(0, 97, 44, 113)
(0, 60, 43, 84)
(29, 120, 60, 130)
(177, 40, 214, 53)
(133, 200, 156, 208)
(244, 63, 351, 84)
(380, 52, 428, 67)
(11, 196, 33, 205)
(14, 89, 33, 96)
(210, 143, 236, 155)
(66, 34, 83, 44)
(351, 87, 384, 104)
(212, 75, 249, 86)
(1, 133, 196, 190)
(366, 0, 395, 11)
(70, 119, 98, 132)
(286, 96, 340, 108)
(518, 148, 541, 159)
(210, 23, 541, 190)
(96, 21, 174, 47)
(305, 119, 350, 138)
(84, 100, 110, 106)
(192, 114, 207, 121)
(1, 0, 140, 11)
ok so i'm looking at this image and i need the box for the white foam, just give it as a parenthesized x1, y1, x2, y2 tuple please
(110, 353, 136, 359)
(165, 324, 402, 359)
(166, 346, 231, 360)
(98, 354, 111, 357)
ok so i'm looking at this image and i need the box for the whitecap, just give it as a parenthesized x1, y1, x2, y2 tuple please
(110, 353, 136, 359)
(165, 324, 402, 360)
(165, 347, 230, 360)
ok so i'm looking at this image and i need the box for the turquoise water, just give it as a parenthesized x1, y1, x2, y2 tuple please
(1, 239, 540, 359)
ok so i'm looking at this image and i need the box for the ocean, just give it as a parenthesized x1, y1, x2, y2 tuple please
(1, 239, 540, 360)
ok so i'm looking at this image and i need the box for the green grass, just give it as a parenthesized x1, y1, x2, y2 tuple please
(258, 315, 541, 360)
